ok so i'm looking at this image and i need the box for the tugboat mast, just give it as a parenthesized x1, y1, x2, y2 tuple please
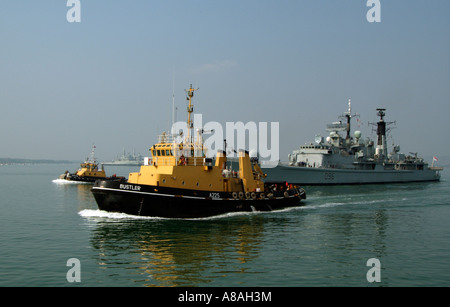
(87, 143, 97, 164)
(185, 84, 199, 144)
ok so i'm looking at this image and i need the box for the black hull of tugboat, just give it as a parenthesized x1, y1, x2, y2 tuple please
(65, 176, 105, 183)
(91, 179, 306, 219)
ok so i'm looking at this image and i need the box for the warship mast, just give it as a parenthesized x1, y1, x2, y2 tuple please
(372, 108, 395, 160)
(339, 99, 359, 147)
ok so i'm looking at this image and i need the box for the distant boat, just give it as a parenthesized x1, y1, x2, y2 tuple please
(57, 144, 123, 184)
(263, 101, 443, 185)
(103, 149, 143, 166)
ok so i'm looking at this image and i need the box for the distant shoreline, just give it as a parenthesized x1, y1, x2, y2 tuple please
(0, 158, 76, 165)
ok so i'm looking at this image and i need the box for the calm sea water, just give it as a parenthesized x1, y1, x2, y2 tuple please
(0, 163, 449, 287)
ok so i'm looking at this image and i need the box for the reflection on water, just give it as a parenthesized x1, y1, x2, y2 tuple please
(79, 202, 393, 286)
(0, 164, 445, 286)
(86, 216, 266, 286)
(72, 177, 446, 287)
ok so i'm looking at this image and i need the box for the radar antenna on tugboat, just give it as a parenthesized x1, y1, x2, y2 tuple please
(185, 84, 199, 143)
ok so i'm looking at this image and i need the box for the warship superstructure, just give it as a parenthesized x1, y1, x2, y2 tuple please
(264, 101, 443, 185)
(103, 149, 143, 166)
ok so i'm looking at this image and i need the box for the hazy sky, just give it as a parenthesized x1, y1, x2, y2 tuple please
(1, 0, 449, 162)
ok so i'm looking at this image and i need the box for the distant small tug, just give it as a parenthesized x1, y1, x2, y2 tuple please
(59, 145, 120, 183)
(91, 85, 305, 218)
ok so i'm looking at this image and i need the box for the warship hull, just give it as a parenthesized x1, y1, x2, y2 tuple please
(264, 164, 441, 186)
(91, 179, 306, 218)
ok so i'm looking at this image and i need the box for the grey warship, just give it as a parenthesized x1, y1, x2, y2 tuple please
(263, 101, 443, 185)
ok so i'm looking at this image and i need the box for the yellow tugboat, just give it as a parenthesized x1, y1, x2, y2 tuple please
(59, 145, 119, 183)
(91, 85, 306, 218)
